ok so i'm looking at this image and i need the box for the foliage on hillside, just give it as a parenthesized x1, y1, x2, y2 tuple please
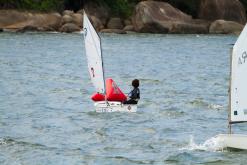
(0, 0, 246, 18)
(0, 0, 63, 11)
(100, 0, 135, 18)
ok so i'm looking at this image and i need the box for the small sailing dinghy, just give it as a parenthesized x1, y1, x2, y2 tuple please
(83, 12, 137, 113)
(217, 24, 247, 150)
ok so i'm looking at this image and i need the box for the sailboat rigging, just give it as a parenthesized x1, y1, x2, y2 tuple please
(83, 11, 138, 113)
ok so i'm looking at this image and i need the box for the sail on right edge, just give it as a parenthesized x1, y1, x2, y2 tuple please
(230, 24, 247, 123)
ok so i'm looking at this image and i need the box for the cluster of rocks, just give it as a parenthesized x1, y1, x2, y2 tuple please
(0, 10, 83, 33)
(0, 0, 246, 34)
(131, 0, 246, 34)
(0, 10, 61, 32)
(59, 10, 83, 33)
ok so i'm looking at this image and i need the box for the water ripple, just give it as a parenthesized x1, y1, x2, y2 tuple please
(1, 32, 246, 164)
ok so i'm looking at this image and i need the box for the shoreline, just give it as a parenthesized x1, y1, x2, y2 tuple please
(0, 0, 246, 35)
(0, 29, 239, 37)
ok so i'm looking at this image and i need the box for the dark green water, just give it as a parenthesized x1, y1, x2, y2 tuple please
(1, 32, 247, 164)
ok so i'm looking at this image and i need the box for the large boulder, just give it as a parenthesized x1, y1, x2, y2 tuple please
(90, 15, 104, 31)
(0, 10, 28, 28)
(199, 0, 246, 24)
(123, 25, 135, 32)
(209, 19, 244, 34)
(59, 23, 80, 33)
(63, 10, 74, 16)
(132, 1, 209, 33)
(61, 14, 74, 24)
(61, 13, 83, 27)
(0, 10, 61, 31)
(72, 13, 83, 27)
(107, 18, 123, 29)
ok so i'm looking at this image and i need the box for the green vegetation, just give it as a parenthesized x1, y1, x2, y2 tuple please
(0, 0, 138, 18)
(0, 0, 246, 17)
(86, 0, 138, 18)
(102, 0, 137, 18)
(0, 0, 63, 11)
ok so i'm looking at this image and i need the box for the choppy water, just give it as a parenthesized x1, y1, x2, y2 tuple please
(1, 32, 247, 165)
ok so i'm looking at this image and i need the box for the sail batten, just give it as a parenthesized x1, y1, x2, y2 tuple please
(230, 24, 247, 123)
(83, 12, 105, 94)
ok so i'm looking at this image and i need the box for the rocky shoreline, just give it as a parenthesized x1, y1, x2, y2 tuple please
(0, 0, 246, 34)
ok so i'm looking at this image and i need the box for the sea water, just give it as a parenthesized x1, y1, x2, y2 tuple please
(1, 32, 247, 164)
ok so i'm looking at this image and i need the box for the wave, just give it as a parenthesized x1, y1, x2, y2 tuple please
(0, 137, 51, 149)
(0, 138, 7, 145)
(208, 104, 224, 110)
(180, 135, 225, 152)
(189, 98, 224, 110)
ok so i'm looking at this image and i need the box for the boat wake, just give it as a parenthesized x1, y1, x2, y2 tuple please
(180, 136, 225, 152)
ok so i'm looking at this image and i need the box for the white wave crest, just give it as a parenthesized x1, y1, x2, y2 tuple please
(208, 104, 224, 110)
(180, 135, 225, 152)
(0, 138, 7, 145)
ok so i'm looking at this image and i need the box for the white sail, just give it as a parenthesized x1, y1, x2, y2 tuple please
(83, 12, 105, 94)
(230, 24, 247, 123)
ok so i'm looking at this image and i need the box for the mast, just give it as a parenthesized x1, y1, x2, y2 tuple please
(98, 32, 106, 96)
(228, 48, 233, 134)
(98, 26, 108, 103)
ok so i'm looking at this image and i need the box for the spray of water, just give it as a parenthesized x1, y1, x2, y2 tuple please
(180, 135, 226, 152)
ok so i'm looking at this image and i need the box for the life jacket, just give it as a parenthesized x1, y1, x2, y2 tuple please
(128, 88, 140, 101)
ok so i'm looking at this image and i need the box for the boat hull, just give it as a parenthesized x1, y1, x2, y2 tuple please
(217, 134, 247, 150)
(94, 101, 137, 113)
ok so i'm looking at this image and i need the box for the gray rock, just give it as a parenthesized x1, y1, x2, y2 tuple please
(209, 19, 244, 34)
(0, 10, 62, 31)
(61, 15, 73, 25)
(132, 1, 192, 33)
(63, 10, 74, 16)
(72, 13, 83, 27)
(0, 10, 28, 28)
(123, 25, 135, 32)
(59, 23, 80, 33)
(199, 0, 246, 24)
(61, 13, 83, 27)
(107, 18, 123, 29)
